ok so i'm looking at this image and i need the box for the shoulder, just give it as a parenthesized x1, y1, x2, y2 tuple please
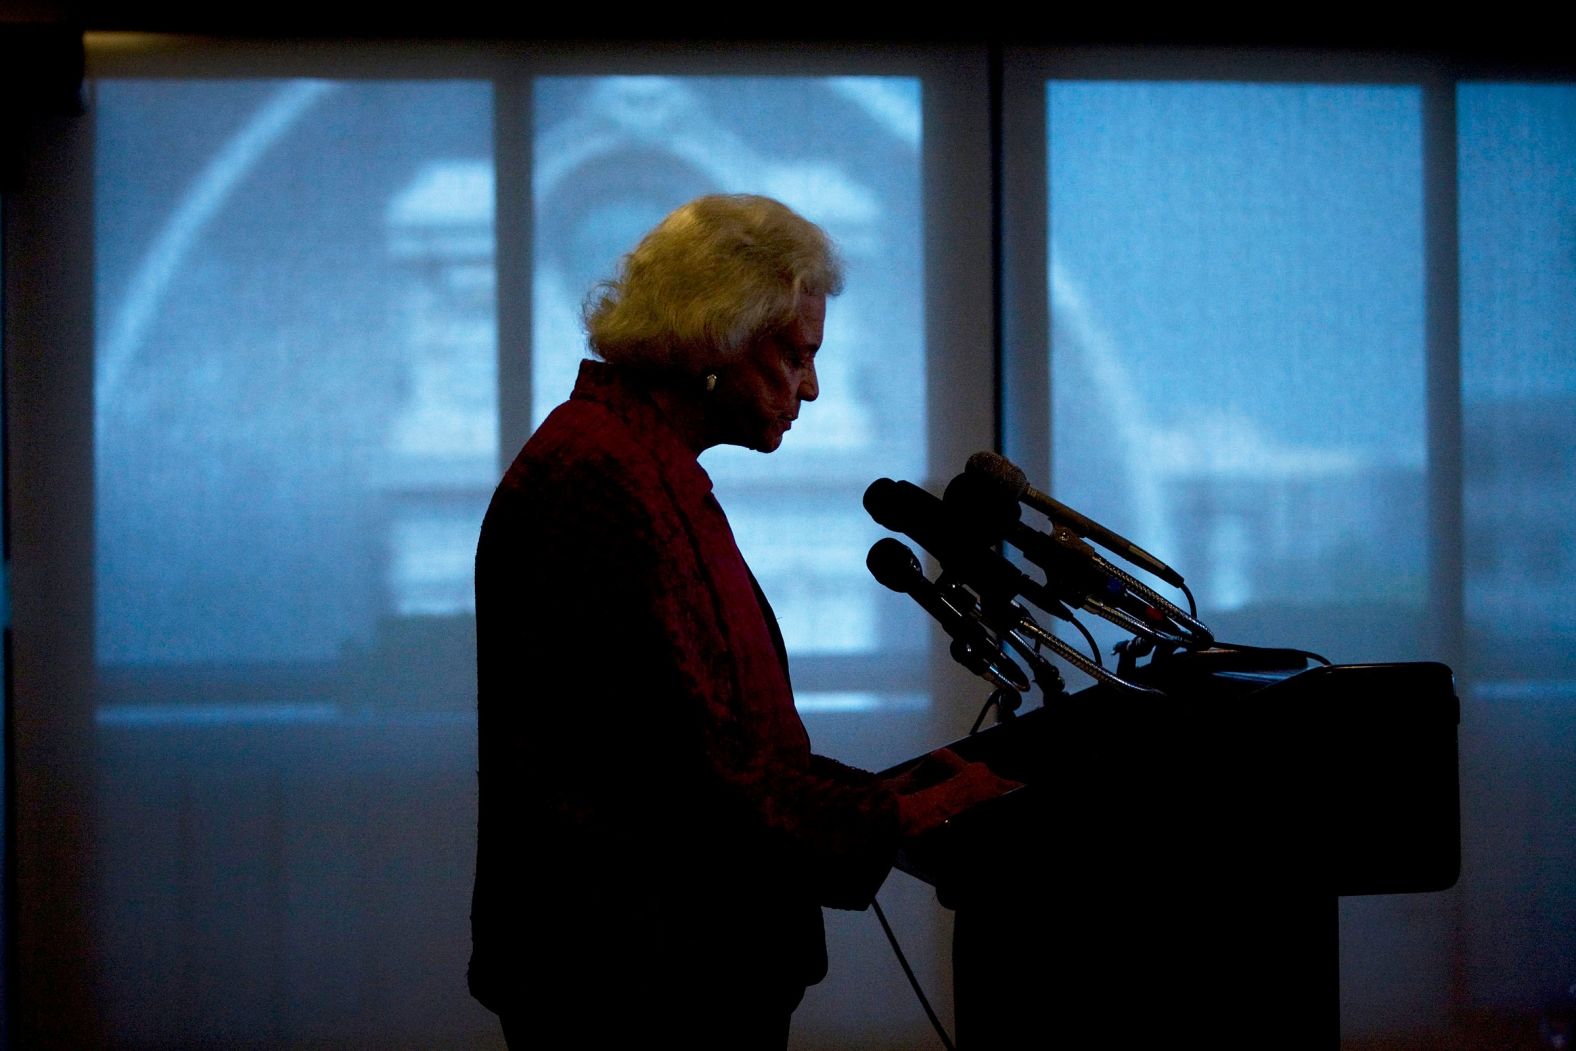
(485, 398, 688, 559)
(503, 399, 631, 488)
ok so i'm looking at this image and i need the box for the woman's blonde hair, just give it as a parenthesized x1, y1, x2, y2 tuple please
(584, 194, 844, 373)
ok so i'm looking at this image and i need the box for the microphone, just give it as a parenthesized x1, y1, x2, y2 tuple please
(943, 469, 1212, 644)
(863, 478, 1072, 621)
(866, 538, 1030, 693)
(941, 471, 1129, 612)
(965, 451, 1185, 588)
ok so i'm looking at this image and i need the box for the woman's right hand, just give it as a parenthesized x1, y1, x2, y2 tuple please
(890, 756, 1021, 840)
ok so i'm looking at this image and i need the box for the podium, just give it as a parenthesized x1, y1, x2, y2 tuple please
(889, 659, 1460, 1049)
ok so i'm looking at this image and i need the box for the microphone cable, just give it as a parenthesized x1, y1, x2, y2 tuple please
(871, 895, 957, 1051)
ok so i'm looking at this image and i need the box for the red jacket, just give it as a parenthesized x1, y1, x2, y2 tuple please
(469, 360, 899, 1018)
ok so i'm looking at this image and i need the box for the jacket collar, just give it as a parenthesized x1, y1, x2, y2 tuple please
(569, 359, 715, 508)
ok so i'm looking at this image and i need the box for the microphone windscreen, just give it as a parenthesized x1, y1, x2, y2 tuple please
(942, 471, 1021, 546)
(866, 538, 923, 593)
(862, 478, 934, 536)
(861, 478, 899, 525)
(965, 451, 1029, 499)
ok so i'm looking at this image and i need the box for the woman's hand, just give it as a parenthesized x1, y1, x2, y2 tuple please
(884, 747, 971, 796)
(886, 750, 1022, 840)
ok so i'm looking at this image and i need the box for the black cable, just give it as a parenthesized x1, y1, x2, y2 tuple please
(871, 895, 956, 1051)
(970, 686, 1019, 734)
(1070, 612, 1100, 664)
(970, 695, 992, 735)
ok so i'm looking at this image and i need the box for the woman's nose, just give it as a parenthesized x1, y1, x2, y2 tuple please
(798, 360, 819, 402)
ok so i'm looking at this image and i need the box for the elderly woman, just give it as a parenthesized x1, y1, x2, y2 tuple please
(469, 194, 1007, 1049)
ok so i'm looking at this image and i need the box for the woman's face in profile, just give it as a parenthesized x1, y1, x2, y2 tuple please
(712, 292, 826, 453)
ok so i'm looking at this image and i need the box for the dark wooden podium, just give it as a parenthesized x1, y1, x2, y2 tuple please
(890, 659, 1460, 1049)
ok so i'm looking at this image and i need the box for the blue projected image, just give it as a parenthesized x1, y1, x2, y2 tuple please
(93, 73, 930, 709)
(1459, 83, 1576, 675)
(94, 80, 496, 674)
(1049, 82, 1424, 454)
(1047, 81, 1428, 658)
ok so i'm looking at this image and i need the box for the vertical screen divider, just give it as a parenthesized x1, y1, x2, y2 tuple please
(998, 55, 1050, 491)
(1422, 76, 1465, 680)
(493, 71, 533, 468)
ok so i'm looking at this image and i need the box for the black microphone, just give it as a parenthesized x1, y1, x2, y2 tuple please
(941, 471, 1129, 613)
(863, 479, 951, 554)
(948, 464, 1212, 643)
(866, 538, 1029, 693)
(863, 478, 1072, 620)
(964, 451, 1185, 588)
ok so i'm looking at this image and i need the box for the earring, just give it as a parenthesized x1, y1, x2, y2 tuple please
(704, 373, 718, 393)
